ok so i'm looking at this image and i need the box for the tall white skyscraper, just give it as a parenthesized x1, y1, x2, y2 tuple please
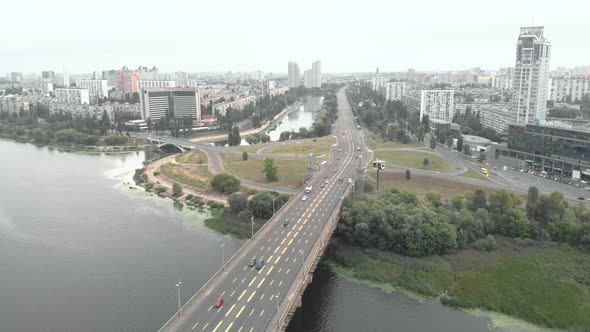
(288, 62, 301, 88)
(303, 69, 313, 88)
(312, 60, 321, 88)
(511, 26, 551, 124)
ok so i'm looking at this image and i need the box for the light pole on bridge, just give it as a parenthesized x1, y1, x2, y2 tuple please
(272, 198, 276, 216)
(175, 281, 182, 316)
(276, 292, 281, 331)
(221, 242, 225, 271)
(251, 216, 255, 238)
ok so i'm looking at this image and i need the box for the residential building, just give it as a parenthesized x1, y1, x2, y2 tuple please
(550, 78, 590, 102)
(303, 69, 313, 89)
(118, 66, 141, 95)
(495, 123, 590, 179)
(175, 72, 188, 87)
(511, 26, 551, 125)
(494, 67, 514, 90)
(102, 70, 120, 87)
(10, 72, 23, 82)
(41, 71, 56, 81)
(312, 60, 321, 88)
(40, 82, 54, 94)
(288, 61, 301, 88)
(386, 82, 405, 101)
(139, 88, 201, 121)
(419, 90, 454, 121)
(75, 79, 109, 98)
(213, 95, 256, 116)
(54, 88, 90, 104)
(371, 77, 387, 91)
(137, 65, 160, 80)
(136, 80, 176, 91)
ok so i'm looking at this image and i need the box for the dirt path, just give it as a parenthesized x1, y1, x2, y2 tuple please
(144, 155, 228, 205)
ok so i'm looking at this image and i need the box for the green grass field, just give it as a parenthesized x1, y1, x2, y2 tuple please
(230, 145, 265, 154)
(175, 149, 208, 164)
(265, 136, 336, 158)
(222, 155, 309, 188)
(365, 131, 423, 150)
(374, 150, 454, 173)
(366, 172, 492, 198)
(459, 169, 491, 182)
(160, 163, 212, 190)
(329, 238, 590, 330)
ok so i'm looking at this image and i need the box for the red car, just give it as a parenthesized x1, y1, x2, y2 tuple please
(213, 297, 224, 308)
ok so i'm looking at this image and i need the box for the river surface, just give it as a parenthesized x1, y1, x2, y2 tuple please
(0, 139, 517, 332)
(267, 96, 323, 141)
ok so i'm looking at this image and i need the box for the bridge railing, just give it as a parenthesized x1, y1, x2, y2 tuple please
(157, 177, 308, 332)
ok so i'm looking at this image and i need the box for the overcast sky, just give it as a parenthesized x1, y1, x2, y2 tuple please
(2, 0, 589, 74)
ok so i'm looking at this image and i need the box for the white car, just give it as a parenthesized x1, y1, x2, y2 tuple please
(301, 195, 308, 201)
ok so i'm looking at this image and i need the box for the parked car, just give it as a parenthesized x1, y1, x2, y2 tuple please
(248, 257, 256, 267)
(214, 297, 224, 308)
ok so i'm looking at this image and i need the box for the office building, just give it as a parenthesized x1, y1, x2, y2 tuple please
(419, 90, 454, 121)
(102, 70, 120, 87)
(61, 72, 70, 87)
(140, 88, 201, 121)
(386, 82, 405, 101)
(511, 26, 551, 124)
(495, 123, 590, 179)
(175, 72, 188, 87)
(119, 66, 141, 95)
(371, 77, 387, 91)
(136, 80, 176, 91)
(494, 67, 514, 90)
(288, 62, 301, 88)
(54, 88, 90, 104)
(10, 72, 22, 82)
(75, 79, 109, 98)
(550, 78, 590, 102)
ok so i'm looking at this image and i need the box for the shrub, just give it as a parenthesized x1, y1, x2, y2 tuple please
(104, 135, 129, 145)
(186, 194, 194, 201)
(172, 183, 183, 197)
(155, 186, 167, 194)
(472, 235, 497, 252)
(153, 171, 160, 176)
(211, 173, 241, 194)
(242, 151, 248, 160)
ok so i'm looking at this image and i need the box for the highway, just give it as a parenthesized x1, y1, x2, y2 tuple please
(160, 87, 365, 332)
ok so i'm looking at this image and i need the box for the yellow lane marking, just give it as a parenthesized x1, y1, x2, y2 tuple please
(225, 304, 236, 317)
(248, 277, 257, 287)
(288, 238, 293, 246)
(235, 305, 246, 318)
(287, 231, 292, 237)
(281, 247, 287, 254)
(280, 238, 286, 245)
(212, 320, 223, 332)
(225, 322, 234, 332)
(274, 246, 279, 253)
(247, 290, 256, 302)
(274, 256, 282, 264)
(202, 322, 209, 330)
(293, 231, 299, 237)
(266, 266, 274, 275)
(299, 225, 303, 231)
(250, 328, 254, 332)
(237, 289, 247, 301)
(192, 322, 199, 329)
(267, 255, 274, 263)
(238, 327, 243, 332)
(257, 278, 266, 288)
(260, 309, 265, 316)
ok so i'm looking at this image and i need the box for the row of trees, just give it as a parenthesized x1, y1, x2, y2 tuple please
(228, 191, 290, 219)
(337, 187, 590, 257)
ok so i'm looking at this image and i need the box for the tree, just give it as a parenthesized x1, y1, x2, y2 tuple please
(228, 126, 241, 146)
(211, 173, 241, 194)
(172, 183, 183, 197)
(429, 135, 436, 150)
(463, 144, 471, 158)
(242, 151, 248, 160)
(479, 152, 487, 163)
(248, 191, 274, 218)
(405, 169, 411, 180)
(100, 110, 110, 135)
(470, 189, 487, 211)
(457, 136, 464, 152)
(446, 136, 454, 149)
(228, 192, 248, 214)
(423, 158, 430, 168)
(526, 186, 539, 218)
(263, 158, 279, 182)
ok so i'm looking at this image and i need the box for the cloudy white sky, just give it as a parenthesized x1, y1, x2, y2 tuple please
(2, 0, 589, 74)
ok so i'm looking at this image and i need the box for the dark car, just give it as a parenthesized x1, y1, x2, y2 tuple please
(213, 297, 224, 308)
(255, 258, 265, 270)
(248, 257, 256, 267)
(578, 197, 585, 200)
(283, 219, 290, 227)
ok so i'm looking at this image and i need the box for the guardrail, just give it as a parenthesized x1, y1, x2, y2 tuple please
(158, 173, 309, 332)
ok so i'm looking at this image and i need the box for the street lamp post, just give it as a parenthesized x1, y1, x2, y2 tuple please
(176, 281, 182, 315)
(272, 198, 276, 216)
(221, 242, 225, 270)
(251, 216, 255, 238)
(276, 292, 281, 330)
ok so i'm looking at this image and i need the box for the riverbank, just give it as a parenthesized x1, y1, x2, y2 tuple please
(327, 238, 590, 330)
(0, 134, 152, 154)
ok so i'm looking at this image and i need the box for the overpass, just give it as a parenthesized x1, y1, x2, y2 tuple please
(157, 87, 369, 332)
(147, 137, 198, 153)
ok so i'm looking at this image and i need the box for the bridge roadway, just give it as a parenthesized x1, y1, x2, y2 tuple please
(159, 87, 367, 332)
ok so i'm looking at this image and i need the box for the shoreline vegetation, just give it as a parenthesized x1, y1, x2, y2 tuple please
(328, 186, 590, 330)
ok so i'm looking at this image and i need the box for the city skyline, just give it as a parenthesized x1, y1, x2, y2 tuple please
(2, 0, 590, 74)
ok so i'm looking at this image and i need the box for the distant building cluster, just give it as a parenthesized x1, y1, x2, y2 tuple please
(213, 95, 256, 116)
(288, 60, 322, 89)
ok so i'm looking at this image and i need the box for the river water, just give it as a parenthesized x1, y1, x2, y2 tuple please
(0, 139, 512, 332)
(267, 96, 323, 141)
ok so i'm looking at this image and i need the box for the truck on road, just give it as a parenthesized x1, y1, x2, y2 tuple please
(305, 185, 313, 193)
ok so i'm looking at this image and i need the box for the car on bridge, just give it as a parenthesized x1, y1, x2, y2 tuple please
(283, 219, 290, 227)
(213, 297, 224, 308)
(255, 258, 265, 270)
(302, 195, 308, 201)
(248, 257, 256, 267)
